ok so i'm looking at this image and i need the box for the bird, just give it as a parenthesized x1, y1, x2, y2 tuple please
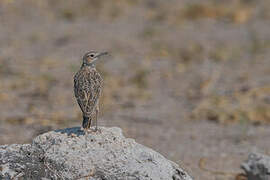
(74, 51, 108, 132)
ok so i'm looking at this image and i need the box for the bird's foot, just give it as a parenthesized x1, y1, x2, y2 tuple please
(89, 126, 102, 134)
(93, 127, 101, 133)
(82, 127, 100, 134)
(83, 128, 91, 135)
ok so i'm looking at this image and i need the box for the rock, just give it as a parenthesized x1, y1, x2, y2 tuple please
(0, 127, 193, 180)
(241, 153, 270, 180)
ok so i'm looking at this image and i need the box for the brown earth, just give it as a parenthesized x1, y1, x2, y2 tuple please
(0, 0, 270, 179)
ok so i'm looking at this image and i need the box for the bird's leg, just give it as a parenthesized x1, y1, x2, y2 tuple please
(84, 128, 89, 135)
(82, 124, 89, 135)
(94, 107, 99, 132)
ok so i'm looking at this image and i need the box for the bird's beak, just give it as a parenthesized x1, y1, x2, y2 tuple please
(91, 51, 109, 64)
(96, 51, 109, 58)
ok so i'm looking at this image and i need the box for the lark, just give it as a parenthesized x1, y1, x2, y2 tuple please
(74, 51, 108, 132)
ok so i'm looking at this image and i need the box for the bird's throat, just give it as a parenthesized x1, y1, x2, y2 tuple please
(82, 63, 95, 68)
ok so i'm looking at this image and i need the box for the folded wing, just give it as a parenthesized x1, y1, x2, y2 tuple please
(74, 69, 103, 116)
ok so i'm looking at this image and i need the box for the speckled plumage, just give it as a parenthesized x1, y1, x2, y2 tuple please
(74, 51, 107, 131)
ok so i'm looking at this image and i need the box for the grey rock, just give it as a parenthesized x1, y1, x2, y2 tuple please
(0, 127, 193, 180)
(241, 153, 270, 180)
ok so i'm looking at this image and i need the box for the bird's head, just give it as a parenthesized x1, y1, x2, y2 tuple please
(82, 50, 108, 67)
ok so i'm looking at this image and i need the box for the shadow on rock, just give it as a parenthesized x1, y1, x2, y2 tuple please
(54, 126, 85, 136)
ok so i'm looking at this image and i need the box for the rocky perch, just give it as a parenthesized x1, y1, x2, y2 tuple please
(0, 127, 192, 180)
(241, 152, 270, 180)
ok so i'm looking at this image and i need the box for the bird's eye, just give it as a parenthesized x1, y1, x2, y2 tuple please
(89, 54, 95, 58)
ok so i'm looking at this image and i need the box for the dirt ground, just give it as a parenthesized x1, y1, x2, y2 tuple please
(0, 0, 270, 179)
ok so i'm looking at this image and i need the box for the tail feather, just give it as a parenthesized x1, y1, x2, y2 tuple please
(82, 116, 91, 129)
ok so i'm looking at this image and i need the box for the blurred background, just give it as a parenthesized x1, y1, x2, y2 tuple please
(0, 0, 270, 179)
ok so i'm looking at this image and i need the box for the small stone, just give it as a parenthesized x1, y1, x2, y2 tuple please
(70, 133, 76, 137)
(241, 153, 270, 180)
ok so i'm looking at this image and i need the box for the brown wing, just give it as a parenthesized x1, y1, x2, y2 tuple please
(74, 68, 103, 116)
